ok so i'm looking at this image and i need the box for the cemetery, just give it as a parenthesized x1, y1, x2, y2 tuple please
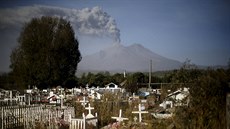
(0, 80, 193, 129)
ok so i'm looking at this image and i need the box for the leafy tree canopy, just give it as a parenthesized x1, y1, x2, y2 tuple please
(10, 16, 81, 89)
(174, 68, 229, 129)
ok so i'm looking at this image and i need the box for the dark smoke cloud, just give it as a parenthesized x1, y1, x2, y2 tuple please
(0, 5, 121, 42)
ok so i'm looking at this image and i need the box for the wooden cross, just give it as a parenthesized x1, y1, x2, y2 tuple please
(111, 109, 128, 122)
(132, 104, 148, 122)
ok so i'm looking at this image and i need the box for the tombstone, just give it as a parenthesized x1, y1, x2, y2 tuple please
(132, 104, 148, 122)
(111, 109, 128, 122)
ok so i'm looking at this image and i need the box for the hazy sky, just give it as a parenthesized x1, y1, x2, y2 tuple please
(0, 0, 230, 72)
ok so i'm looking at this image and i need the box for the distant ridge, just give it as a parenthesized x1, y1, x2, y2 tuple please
(78, 43, 182, 73)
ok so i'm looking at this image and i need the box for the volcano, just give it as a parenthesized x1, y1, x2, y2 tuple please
(78, 43, 182, 72)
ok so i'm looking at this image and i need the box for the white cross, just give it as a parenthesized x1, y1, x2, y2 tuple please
(111, 109, 129, 122)
(85, 104, 94, 115)
(133, 116, 137, 123)
(132, 104, 148, 122)
(80, 96, 88, 107)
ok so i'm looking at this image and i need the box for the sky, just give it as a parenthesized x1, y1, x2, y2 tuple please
(0, 0, 230, 72)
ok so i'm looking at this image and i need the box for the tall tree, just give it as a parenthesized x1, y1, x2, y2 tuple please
(10, 16, 81, 89)
(125, 72, 145, 93)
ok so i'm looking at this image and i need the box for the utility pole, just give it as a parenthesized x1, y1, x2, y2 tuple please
(148, 60, 152, 89)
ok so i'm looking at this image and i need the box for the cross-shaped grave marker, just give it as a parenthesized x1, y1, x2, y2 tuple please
(80, 96, 89, 107)
(111, 109, 129, 122)
(85, 103, 95, 118)
(133, 116, 138, 123)
(132, 104, 148, 122)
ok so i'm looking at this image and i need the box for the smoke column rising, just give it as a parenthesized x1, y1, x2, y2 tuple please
(0, 5, 121, 43)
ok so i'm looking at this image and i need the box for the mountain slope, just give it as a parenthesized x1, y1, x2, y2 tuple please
(78, 43, 182, 72)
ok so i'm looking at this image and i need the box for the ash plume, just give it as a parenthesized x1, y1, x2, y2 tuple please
(0, 5, 121, 43)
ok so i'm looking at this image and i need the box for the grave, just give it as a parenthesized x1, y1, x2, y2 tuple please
(68, 103, 98, 129)
(132, 104, 148, 122)
(85, 104, 95, 118)
(111, 109, 128, 122)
